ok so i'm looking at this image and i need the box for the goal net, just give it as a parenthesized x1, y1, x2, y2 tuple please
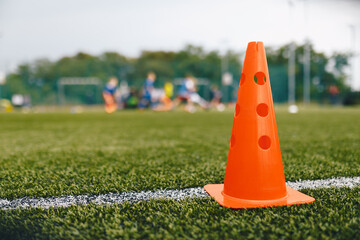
(57, 77, 102, 105)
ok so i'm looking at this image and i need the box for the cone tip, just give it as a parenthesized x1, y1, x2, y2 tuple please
(247, 41, 264, 52)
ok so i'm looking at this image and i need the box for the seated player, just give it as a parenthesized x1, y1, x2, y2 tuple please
(210, 85, 225, 111)
(174, 75, 209, 113)
(152, 88, 174, 112)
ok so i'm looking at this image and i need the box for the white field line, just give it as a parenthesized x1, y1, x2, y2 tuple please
(0, 176, 359, 210)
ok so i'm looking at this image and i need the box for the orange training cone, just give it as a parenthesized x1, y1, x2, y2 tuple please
(204, 41, 315, 208)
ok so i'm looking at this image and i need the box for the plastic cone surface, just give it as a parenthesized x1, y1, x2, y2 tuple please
(204, 41, 314, 208)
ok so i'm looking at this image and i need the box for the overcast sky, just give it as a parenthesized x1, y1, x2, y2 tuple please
(0, 0, 359, 88)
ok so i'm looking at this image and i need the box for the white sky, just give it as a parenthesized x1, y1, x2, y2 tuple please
(0, 0, 359, 88)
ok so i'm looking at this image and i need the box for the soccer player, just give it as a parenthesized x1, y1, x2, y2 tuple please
(138, 72, 156, 109)
(102, 77, 118, 113)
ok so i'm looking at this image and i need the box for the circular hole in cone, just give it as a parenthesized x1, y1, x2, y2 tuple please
(258, 135, 271, 150)
(254, 72, 266, 85)
(256, 103, 268, 117)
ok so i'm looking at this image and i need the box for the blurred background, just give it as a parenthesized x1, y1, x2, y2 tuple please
(0, 0, 359, 111)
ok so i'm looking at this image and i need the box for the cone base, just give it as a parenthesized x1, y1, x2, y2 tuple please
(204, 184, 315, 209)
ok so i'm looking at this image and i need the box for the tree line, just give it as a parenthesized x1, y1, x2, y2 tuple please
(1, 43, 350, 105)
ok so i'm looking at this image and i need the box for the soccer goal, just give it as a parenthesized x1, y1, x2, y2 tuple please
(57, 77, 102, 105)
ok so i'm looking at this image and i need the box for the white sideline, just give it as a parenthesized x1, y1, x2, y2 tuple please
(0, 176, 359, 210)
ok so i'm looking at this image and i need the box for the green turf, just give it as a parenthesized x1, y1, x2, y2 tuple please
(0, 107, 359, 239)
(0, 188, 359, 239)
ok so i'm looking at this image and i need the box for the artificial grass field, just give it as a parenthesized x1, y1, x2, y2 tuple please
(0, 107, 359, 239)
